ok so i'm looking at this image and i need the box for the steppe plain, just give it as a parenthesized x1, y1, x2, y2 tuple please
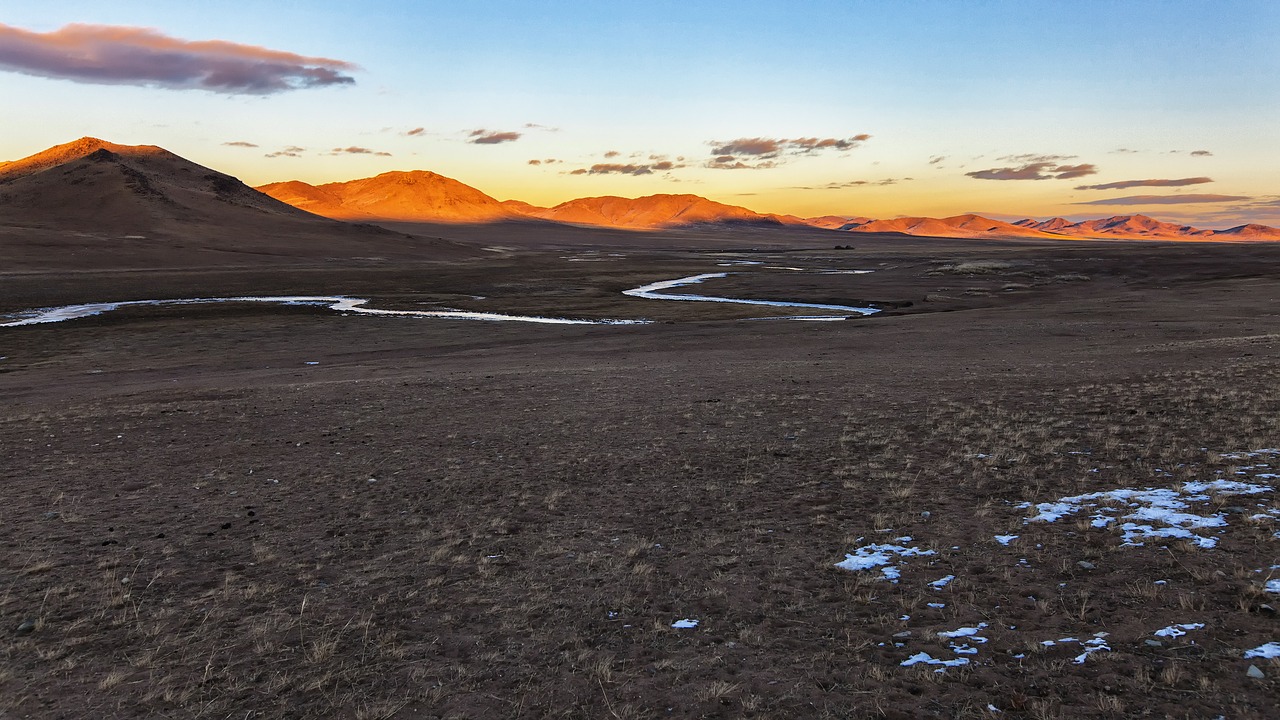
(2, 221, 1279, 719)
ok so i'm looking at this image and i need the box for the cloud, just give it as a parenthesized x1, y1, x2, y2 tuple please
(1073, 193, 1249, 206)
(467, 129, 521, 144)
(794, 178, 908, 190)
(706, 155, 778, 170)
(569, 160, 686, 176)
(929, 155, 947, 165)
(528, 158, 561, 166)
(223, 141, 258, 148)
(967, 161, 1098, 181)
(998, 153, 1076, 163)
(1075, 177, 1213, 191)
(709, 134, 870, 159)
(1190, 150, 1213, 157)
(1110, 148, 1140, 154)
(330, 146, 391, 156)
(404, 127, 427, 137)
(0, 22, 356, 94)
(265, 145, 306, 158)
(603, 150, 621, 158)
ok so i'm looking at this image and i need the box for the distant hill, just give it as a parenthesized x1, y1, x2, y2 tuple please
(1014, 214, 1216, 240)
(258, 170, 513, 223)
(247, 166, 1280, 240)
(1216, 223, 1280, 240)
(513, 193, 784, 229)
(844, 214, 1058, 239)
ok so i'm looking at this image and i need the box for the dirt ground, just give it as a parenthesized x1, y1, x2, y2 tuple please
(1, 228, 1279, 718)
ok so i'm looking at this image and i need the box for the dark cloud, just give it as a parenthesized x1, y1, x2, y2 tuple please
(265, 145, 305, 158)
(929, 155, 947, 165)
(1075, 177, 1213, 191)
(330, 146, 391, 156)
(0, 22, 356, 94)
(967, 161, 1098, 181)
(709, 134, 870, 159)
(468, 129, 521, 144)
(603, 150, 621, 158)
(528, 158, 561, 166)
(1190, 150, 1213, 157)
(1073, 194, 1249, 206)
(404, 127, 427, 136)
(223, 141, 258, 148)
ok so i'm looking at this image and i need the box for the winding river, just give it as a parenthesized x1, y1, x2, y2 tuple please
(0, 271, 879, 328)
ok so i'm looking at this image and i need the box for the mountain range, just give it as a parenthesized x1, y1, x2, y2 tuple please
(3, 138, 1276, 243)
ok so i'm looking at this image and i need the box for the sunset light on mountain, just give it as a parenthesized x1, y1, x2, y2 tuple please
(2, 1, 1276, 228)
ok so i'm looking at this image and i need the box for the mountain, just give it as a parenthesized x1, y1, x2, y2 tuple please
(0, 138, 478, 269)
(1216, 223, 1280, 240)
(1057, 214, 1216, 239)
(258, 170, 513, 223)
(0, 137, 325, 236)
(804, 215, 874, 230)
(250, 165, 1280, 240)
(844, 214, 1058, 239)
(503, 193, 783, 229)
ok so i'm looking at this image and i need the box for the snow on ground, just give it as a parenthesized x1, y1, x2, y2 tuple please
(1023, 474, 1274, 549)
(671, 619, 699, 629)
(900, 652, 969, 669)
(835, 539, 936, 582)
(1154, 623, 1205, 638)
(1244, 642, 1280, 659)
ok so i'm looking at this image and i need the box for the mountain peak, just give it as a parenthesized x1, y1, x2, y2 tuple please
(0, 137, 171, 181)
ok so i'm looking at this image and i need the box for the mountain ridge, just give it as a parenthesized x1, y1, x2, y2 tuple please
(3, 138, 1274, 242)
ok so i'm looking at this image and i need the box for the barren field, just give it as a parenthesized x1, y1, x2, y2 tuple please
(2, 232, 1279, 718)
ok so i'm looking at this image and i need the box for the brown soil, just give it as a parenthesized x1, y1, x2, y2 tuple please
(2, 229, 1279, 719)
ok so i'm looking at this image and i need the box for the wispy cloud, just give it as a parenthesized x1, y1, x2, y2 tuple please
(568, 159, 685, 176)
(706, 155, 778, 170)
(1073, 193, 1249, 206)
(709, 134, 871, 159)
(522, 122, 559, 132)
(528, 158, 561, 166)
(468, 129, 521, 144)
(793, 178, 909, 190)
(0, 22, 356, 94)
(404, 127, 427, 137)
(223, 141, 258, 148)
(264, 145, 306, 158)
(1075, 177, 1212, 191)
(1190, 150, 1213, 157)
(967, 160, 1097, 181)
(928, 155, 947, 165)
(330, 146, 391, 156)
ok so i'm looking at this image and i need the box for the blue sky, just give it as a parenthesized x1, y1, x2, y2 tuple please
(2, 1, 1277, 225)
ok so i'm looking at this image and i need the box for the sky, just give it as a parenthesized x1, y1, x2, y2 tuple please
(2, 1, 1278, 227)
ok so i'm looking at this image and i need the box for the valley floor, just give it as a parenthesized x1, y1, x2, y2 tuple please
(2, 233, 1279, 718)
